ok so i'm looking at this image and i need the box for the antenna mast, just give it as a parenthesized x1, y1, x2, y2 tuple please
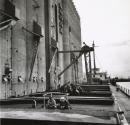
(93, 41, 96, 74)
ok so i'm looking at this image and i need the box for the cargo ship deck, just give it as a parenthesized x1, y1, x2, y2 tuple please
(0, 84, 130, 125)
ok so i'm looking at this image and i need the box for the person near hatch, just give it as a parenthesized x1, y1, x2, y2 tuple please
(46, 96, 57, 109)
(58, 96, 71, 110)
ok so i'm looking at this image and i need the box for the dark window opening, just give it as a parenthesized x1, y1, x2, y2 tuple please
(33, 21, 42, 42)
(0, 0, 15, 27)
(4, 0, 15, 19)
(0, 0, 19, 28)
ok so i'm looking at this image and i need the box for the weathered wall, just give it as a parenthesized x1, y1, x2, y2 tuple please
(25, 0, 46, 94)
(49, 0, 64, 90)
(11, 0, 27, 97)
(0, 0, 13, 99)
(62, 0, 82, 84)
(0, 23, 12, 99)
(0, 0, 82, 99)
(0, 0, 46, 99)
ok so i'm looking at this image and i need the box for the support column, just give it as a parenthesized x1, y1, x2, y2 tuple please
(84, 53, 88, 83)
(44, 0, 51, 91)
(89, 52, 92, 84)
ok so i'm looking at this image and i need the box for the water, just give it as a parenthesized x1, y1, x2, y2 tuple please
(116, 82, 130, 96)
(117, 82, 130, 89)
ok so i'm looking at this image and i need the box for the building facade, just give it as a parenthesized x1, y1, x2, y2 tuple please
(0, 0, 82, 99)
(62, 0, 82, 84)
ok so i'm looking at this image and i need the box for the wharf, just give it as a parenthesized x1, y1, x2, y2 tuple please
(116, 82, 130, 97)
(110, 85, 130, 124)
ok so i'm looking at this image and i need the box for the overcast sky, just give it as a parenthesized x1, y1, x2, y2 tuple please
(73, 0, 130, 78)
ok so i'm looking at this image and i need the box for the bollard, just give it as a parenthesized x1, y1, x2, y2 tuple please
(32, 99, 37, 108)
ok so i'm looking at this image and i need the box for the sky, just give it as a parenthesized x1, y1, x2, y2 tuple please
(73, 0, 130, 78)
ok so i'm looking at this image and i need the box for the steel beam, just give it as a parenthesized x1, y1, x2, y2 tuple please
(58, 54, 82, 78)
(58, 45, 94, 78)
(58, 50, 81, 53)
(22, 27, 43, 37)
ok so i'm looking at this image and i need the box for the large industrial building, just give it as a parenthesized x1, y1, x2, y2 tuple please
(0, 0, 82, 99)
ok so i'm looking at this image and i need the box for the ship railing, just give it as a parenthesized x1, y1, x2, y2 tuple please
(116, 84, 130, 97)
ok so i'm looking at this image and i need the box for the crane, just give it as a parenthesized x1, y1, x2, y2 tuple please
(58, 45, 94, 79)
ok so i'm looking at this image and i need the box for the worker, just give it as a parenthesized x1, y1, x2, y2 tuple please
(116, 85, 119, 91)
(46, 96, 57, 109)
(58, 96, 71, 110)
